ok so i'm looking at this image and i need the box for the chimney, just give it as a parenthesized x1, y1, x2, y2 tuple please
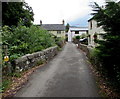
(62, 20, 65, 25)
(40, 20, 42, 25)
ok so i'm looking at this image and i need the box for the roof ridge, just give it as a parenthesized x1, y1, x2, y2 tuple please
(70, 26, 88, 28)
(40, 24, 65, 31)
(42, 24, 64, 25)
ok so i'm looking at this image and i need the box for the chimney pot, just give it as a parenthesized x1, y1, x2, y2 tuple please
(40, 20, 42, 25)
(62, 20, 65, 25)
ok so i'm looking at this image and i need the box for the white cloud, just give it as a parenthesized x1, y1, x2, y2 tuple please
(25, 0, 105, 25)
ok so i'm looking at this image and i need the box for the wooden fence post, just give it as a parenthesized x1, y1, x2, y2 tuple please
(3, 45, 11, 74)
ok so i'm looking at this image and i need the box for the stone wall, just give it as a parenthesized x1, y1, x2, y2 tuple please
(14, 46, 58, 72)
(57, 40, 66, 48)
(78, 43, 100, 66)
(78, 43, 93, 59)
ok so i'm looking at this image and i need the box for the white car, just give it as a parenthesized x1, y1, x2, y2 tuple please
(79, 38, 87, 42)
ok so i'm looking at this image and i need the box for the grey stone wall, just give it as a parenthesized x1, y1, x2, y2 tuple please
(78, 43, 100, 66)
(78, 43, 93, 59)
(14, 46, 58, 72)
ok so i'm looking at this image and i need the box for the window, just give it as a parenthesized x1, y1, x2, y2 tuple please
(75, 31, 79, 34)
(90, 21, 92, 29)
(57, 31, 61, 34)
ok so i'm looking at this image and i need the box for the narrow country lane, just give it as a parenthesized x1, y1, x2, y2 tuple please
(15, 43, 100, 97)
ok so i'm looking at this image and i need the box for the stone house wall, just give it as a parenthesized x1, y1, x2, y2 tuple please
(49, 31, 65, 39)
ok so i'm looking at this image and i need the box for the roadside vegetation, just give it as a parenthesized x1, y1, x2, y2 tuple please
(2, 24, 56, 62)
(1, 2, 65, 94)
(90, 1, 120, 96)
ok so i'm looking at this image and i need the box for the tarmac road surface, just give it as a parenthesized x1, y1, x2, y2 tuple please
(15, 42, 100, 97)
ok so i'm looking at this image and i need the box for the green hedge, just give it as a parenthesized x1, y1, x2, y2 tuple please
(2, 25, 56, 61)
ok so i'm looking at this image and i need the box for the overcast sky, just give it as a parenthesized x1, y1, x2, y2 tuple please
(25, 0, 106, 26)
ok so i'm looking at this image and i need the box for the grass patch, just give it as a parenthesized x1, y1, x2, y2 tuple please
(11, 72, 22, 78)
(57, 47, 62, 51)
(36, 60, 45, 66)
(2, 78, 12, 93)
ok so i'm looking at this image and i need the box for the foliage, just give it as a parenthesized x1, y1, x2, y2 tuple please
(75, 36, 80, 39)
(12, 72, 21, 78)
(80, 33, 87, 39)
(92, 1, 120, 91)
(65, 23, 70, 32)
(2, 79, 11, 92)
(65, 36, 68, 41)
(2, 25, 56, 62)
(89, 48, 102, 69)
(10, 54, 21, 61)
(2, 2, 34, 27)
(36, 60, 45, 66)
(93, 33, 98, 43)
(54, 36, 65, 48)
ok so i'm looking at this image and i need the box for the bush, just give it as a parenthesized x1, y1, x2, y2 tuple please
(53, 36, 65, 48)
(92, 2, 120, 93)
(2, 25, 56, 64)
(75, 36, 80, 39)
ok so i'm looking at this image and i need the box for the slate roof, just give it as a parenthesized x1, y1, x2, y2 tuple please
(88, 16, 94, 22)
(70, 26, 88, 31)
(41, 24, 65, 31)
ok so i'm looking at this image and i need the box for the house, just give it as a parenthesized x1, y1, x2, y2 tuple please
(88, 17, 106, 47)
(87, 1, 120, 47)
(40, 20, 65, 39)
(68, 26, 88, 42)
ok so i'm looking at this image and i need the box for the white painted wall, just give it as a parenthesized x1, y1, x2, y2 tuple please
(68, 27, 88, 42)
(68, 29, 72, 42)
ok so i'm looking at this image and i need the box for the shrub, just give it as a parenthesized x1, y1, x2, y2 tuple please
(2, 25, 56, 69)
(54, 36, 65, 48)
(75, 36, 80, 39)
(92, 2, 120, 92)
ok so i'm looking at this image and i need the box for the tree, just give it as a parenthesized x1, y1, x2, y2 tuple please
(92, 1, 120, 90)
(21, 2, 34, 27)
(2, 2, 34, 27)
(65, 23, 70, 32)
